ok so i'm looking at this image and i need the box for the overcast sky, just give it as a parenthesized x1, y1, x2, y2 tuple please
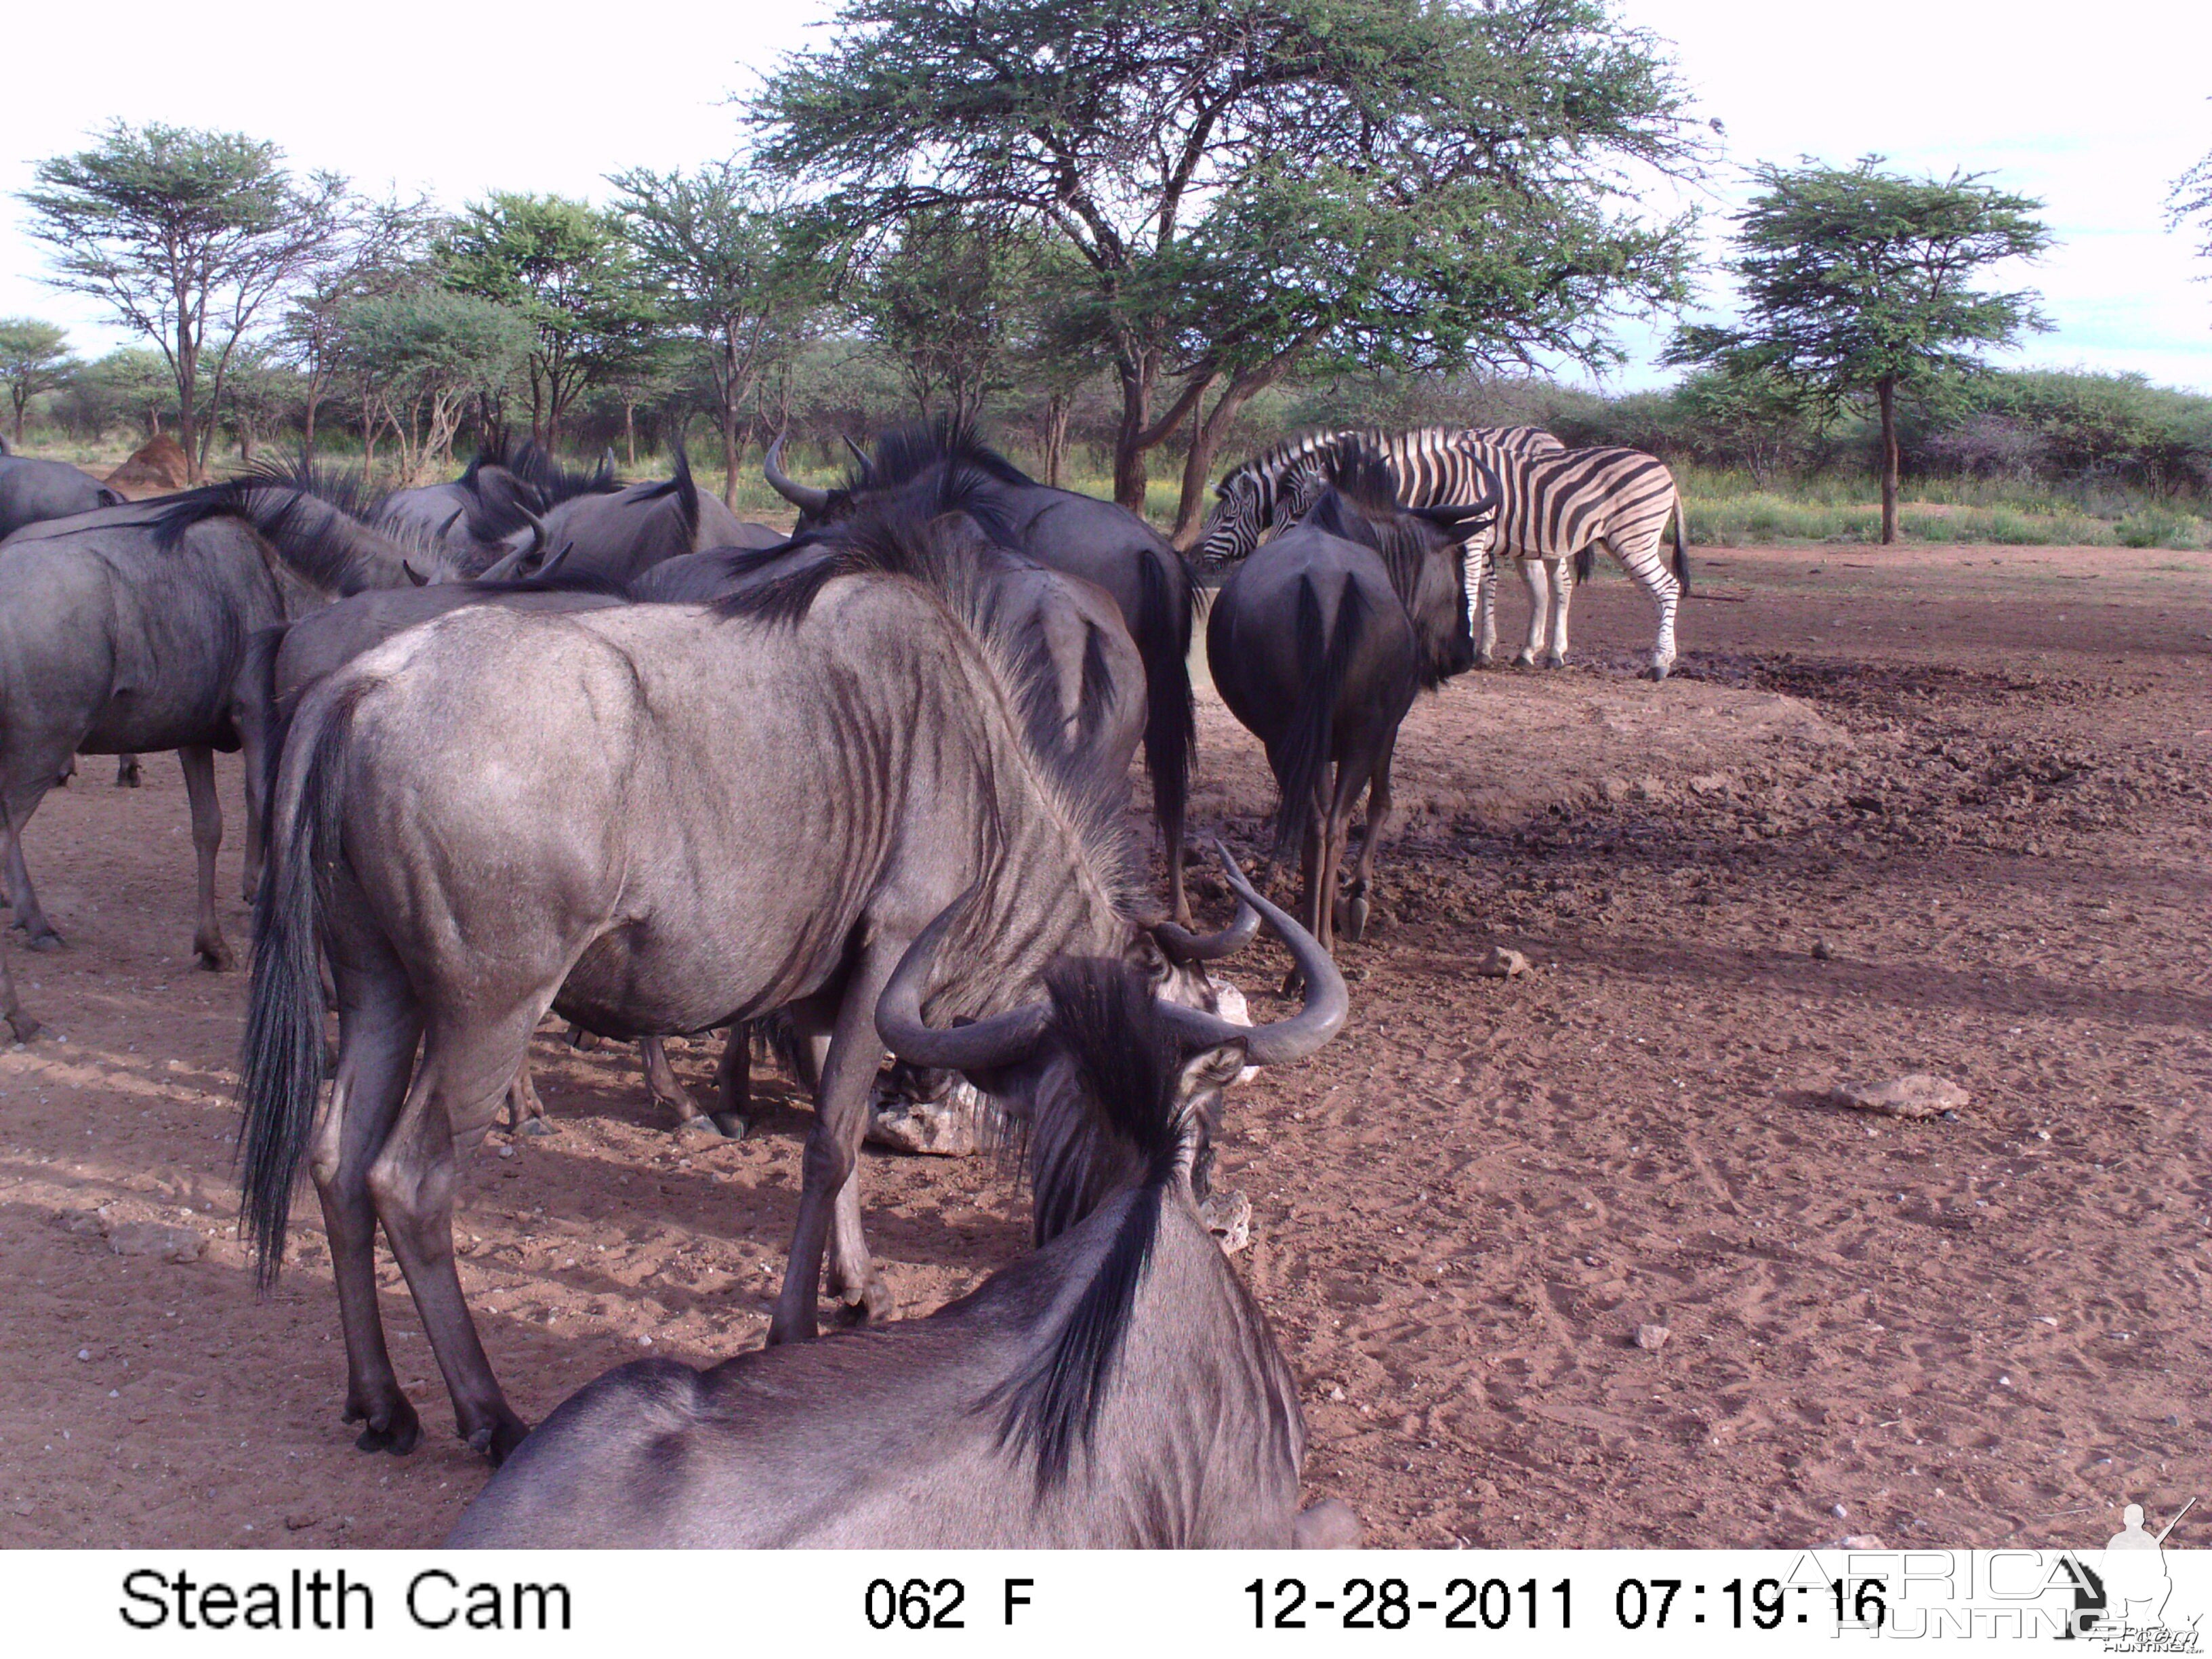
(1, 0, 2206, 392)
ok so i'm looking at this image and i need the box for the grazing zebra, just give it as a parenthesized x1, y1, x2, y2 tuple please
(1197, 426, 1559, 569)
(1462, 443, 1690, 680)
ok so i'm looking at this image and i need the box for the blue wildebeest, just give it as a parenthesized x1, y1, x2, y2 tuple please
(1207, 444, 1494, 971)
(237, 480, 1271, 1464)
(495, 443, 782, 583)
(0, 483, 462, 979)
(447, 852, 1354, 1548)
(764, 422, 1201, 924)
(378, 441, 617, 573)
(0, 449, 125, 542)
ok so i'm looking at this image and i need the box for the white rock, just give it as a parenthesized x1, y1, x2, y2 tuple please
(1829, 1073, 1969, 1120)
(1635, 1323, 1672, 1351)
(1476, 946, 1530, 979)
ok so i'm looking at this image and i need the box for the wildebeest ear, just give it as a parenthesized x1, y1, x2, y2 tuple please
(1130, 930, 1174, 987)
(1176, 1042, 1249, 1099)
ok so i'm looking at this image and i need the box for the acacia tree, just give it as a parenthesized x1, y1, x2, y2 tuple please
(441, 192, 657, 447)
(336, 288, 533, 485)
(0, 319, 80, 445)
(853, 209, 1042, 426)
(2171, 140, 2212, 281)
(18, 122, 344, 477)
(754, 0, 1703, 526)
(1668, 157, 2050, 544)
(607, 163, 827, 504)
(278, 190, 439, 460)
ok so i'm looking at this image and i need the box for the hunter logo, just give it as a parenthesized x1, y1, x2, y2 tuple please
(2062, 1498, 2200, 1649)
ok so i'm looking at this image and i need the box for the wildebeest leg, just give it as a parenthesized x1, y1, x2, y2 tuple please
(1543, 558, 1572, 668)
(1342, 738, 1397, 944)
(710, 1027, 750, 1139)
(115, 753, 141, 788)
(1284, 781, 1328, 998)
(504, 1057, 548, 1136)
(310, 964, 424, 1456)
(2, 775, 62, 948)
(178, 745, 232, 970)
(1514, 556, 1547, 668)
(237, 718, 268, 905)
(368, 1026, 531, 1463)
(769, 944, 903, 1344)
(0, 934, 37, 1042)
(1317, 760, 1360, 954)
(640, 1036, 705, 1129)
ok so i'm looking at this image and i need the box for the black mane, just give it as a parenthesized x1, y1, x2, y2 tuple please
(504, 440, 620, 506)
(150, 459, 436, 592)
(858, 417, 1036, 493)
(989, 958, 1197, 1490)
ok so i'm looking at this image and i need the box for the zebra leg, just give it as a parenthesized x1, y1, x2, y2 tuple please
(1471, 550, 1499, 667)
(1515, 557, 1547, 668)
(1610, 533, 1681, 681)
(1543, 559, 1572, 669)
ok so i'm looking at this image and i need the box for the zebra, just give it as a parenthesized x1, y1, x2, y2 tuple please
(1201, 427, 1690, 680)
(1462, 443, 1691, 680)
(1197, 425, 1559, 571)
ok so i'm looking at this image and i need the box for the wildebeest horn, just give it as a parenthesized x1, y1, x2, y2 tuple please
(1152, 892, 1262, 964)
(762, 432, 829, 513)
(439, 505, 466, 543)
(840, 434, 873, 480)
(1156, 843, 1349, 1066)
(875, 891, 1054, 1073)
(475, 506, 551, 581)
(1412, 495, 1498, 530)
(402, 560, 430, 586)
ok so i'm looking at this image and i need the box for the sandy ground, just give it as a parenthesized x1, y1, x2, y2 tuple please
(1, 541, 2207, 1549)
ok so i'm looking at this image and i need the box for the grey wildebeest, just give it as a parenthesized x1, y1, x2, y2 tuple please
(447, 853, 1354, 1548)
(0, 449, 125, 542)
(1206, 445, 1494, 970)
(237, 482, 1274, 1464)
(0, 486, 461, 974)
(764, 422, 1201, 924)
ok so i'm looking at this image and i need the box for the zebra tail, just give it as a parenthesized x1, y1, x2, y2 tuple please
(1272, 574, 1367, 859)
(1672, 501, 1691, 595)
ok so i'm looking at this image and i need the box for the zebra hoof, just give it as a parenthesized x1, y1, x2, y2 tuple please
(1642, 661, 1673, 682)
(1540, 653, 1565, 670)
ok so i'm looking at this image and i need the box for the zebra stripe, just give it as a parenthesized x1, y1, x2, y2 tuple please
(1456, 442, 1689, 680)
(1198, 426, 1558, 569)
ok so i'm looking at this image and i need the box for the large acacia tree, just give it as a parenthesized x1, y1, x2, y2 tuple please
(753, 0, 1706, 527)
(1668, 157, 2050, 544)
(20, 122, 343, 476)
(0, 319, 79, 446)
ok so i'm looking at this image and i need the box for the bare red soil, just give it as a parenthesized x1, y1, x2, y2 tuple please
(2, 541, 2207, 1549)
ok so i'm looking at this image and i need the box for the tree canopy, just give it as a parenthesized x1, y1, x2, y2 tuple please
(18, 121, 344, 476)
(0, 319, 81, 445)
(754, 0, 1706, 531)
(1668, 155, 2050, 541)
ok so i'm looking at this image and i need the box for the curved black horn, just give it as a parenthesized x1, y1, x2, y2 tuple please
(762, 432, 830, 513)
(473, 512, 542, 581)
(1156, 843, 1348, 1065)
(1153, 893, 1262, 964)
(875, 891, 1053, 1072)
(840, 433, 874, 481)
(401, 559, 430, 587)
(1412, 495, 1498, 530)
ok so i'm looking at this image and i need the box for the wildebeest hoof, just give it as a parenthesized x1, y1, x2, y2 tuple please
(517, 1115, 556, 1138)
(195, 939, 234, 972)
(346, 1399, 421, 1456)
(708, 1111, 750, 1140)
(1294, 1498, 1364, 1549)
(5, 1010, 40, 1043)
(672, 1113, 724, 1143)
(466, 1414, 531, 1467)
(835, 1277, 896, 1327)
(115, 758, 142, 787)
(24, 930, 63, 953)
(1540, 652, 1565, 670)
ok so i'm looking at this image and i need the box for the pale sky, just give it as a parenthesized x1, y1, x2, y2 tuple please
(1, 0, 2207, 392)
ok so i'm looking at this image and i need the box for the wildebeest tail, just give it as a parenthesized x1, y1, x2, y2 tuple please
(1272, 573, 1367, 857)
(237, 623, 287, 825)
(1134, 548, 1195, 857)
(1574, 546, 1595, 585)
(994, 958, 1198, 1490)
(1672, 498, 1691, 594)
(237, 675, 368, 1286)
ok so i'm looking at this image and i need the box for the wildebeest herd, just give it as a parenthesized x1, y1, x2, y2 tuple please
(0, 419, 1688, 1547)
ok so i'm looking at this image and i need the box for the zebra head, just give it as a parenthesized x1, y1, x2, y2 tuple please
(1197, 468, 1271, 569)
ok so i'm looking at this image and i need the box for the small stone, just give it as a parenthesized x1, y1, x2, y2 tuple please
(497, 1144, 516, 1160)
(1328, 1385, 1347, 1403)
(1811, 939, 1834, 961)
(1635, 1323, 1672, 1351)
(285, 1513, 317, 1532)
(1835, 1534, 1883, 1550)
(105, 1223, 203, 1263)
(1476, 945, 1530, 979)
(59, 1210, 106, 1238)
(1828, 1074, 1969, 1120)
(75, 1349, 91, 1362)
(1832, 1502, 1849, 1519)
(1200, 1188, 1252, 1254)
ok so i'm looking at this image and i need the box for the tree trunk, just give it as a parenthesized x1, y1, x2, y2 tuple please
(1877, 375, 1900, 546)
(1043, 392, 1070, 489)
(625, 401, 637, 469)
(1111, 355, 1153, 514)
(302, 393, 321, 465)
(10, 396, 24, 447)
(722, 403, 741, 510)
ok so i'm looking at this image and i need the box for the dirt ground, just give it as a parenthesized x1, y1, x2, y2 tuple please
(2, 541, 2207, 1549)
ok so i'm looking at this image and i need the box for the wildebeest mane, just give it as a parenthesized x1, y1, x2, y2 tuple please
(460, 569, 635, 601)
(149, 461, 444, 593)
(987, 957, 1197, 1491)
(504, 440, 619, 506)
(858, 417, 1037, 493)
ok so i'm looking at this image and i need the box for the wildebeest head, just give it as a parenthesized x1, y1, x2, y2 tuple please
(875, 844, 1345, 1233)
(764, 421, 1036, 537)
